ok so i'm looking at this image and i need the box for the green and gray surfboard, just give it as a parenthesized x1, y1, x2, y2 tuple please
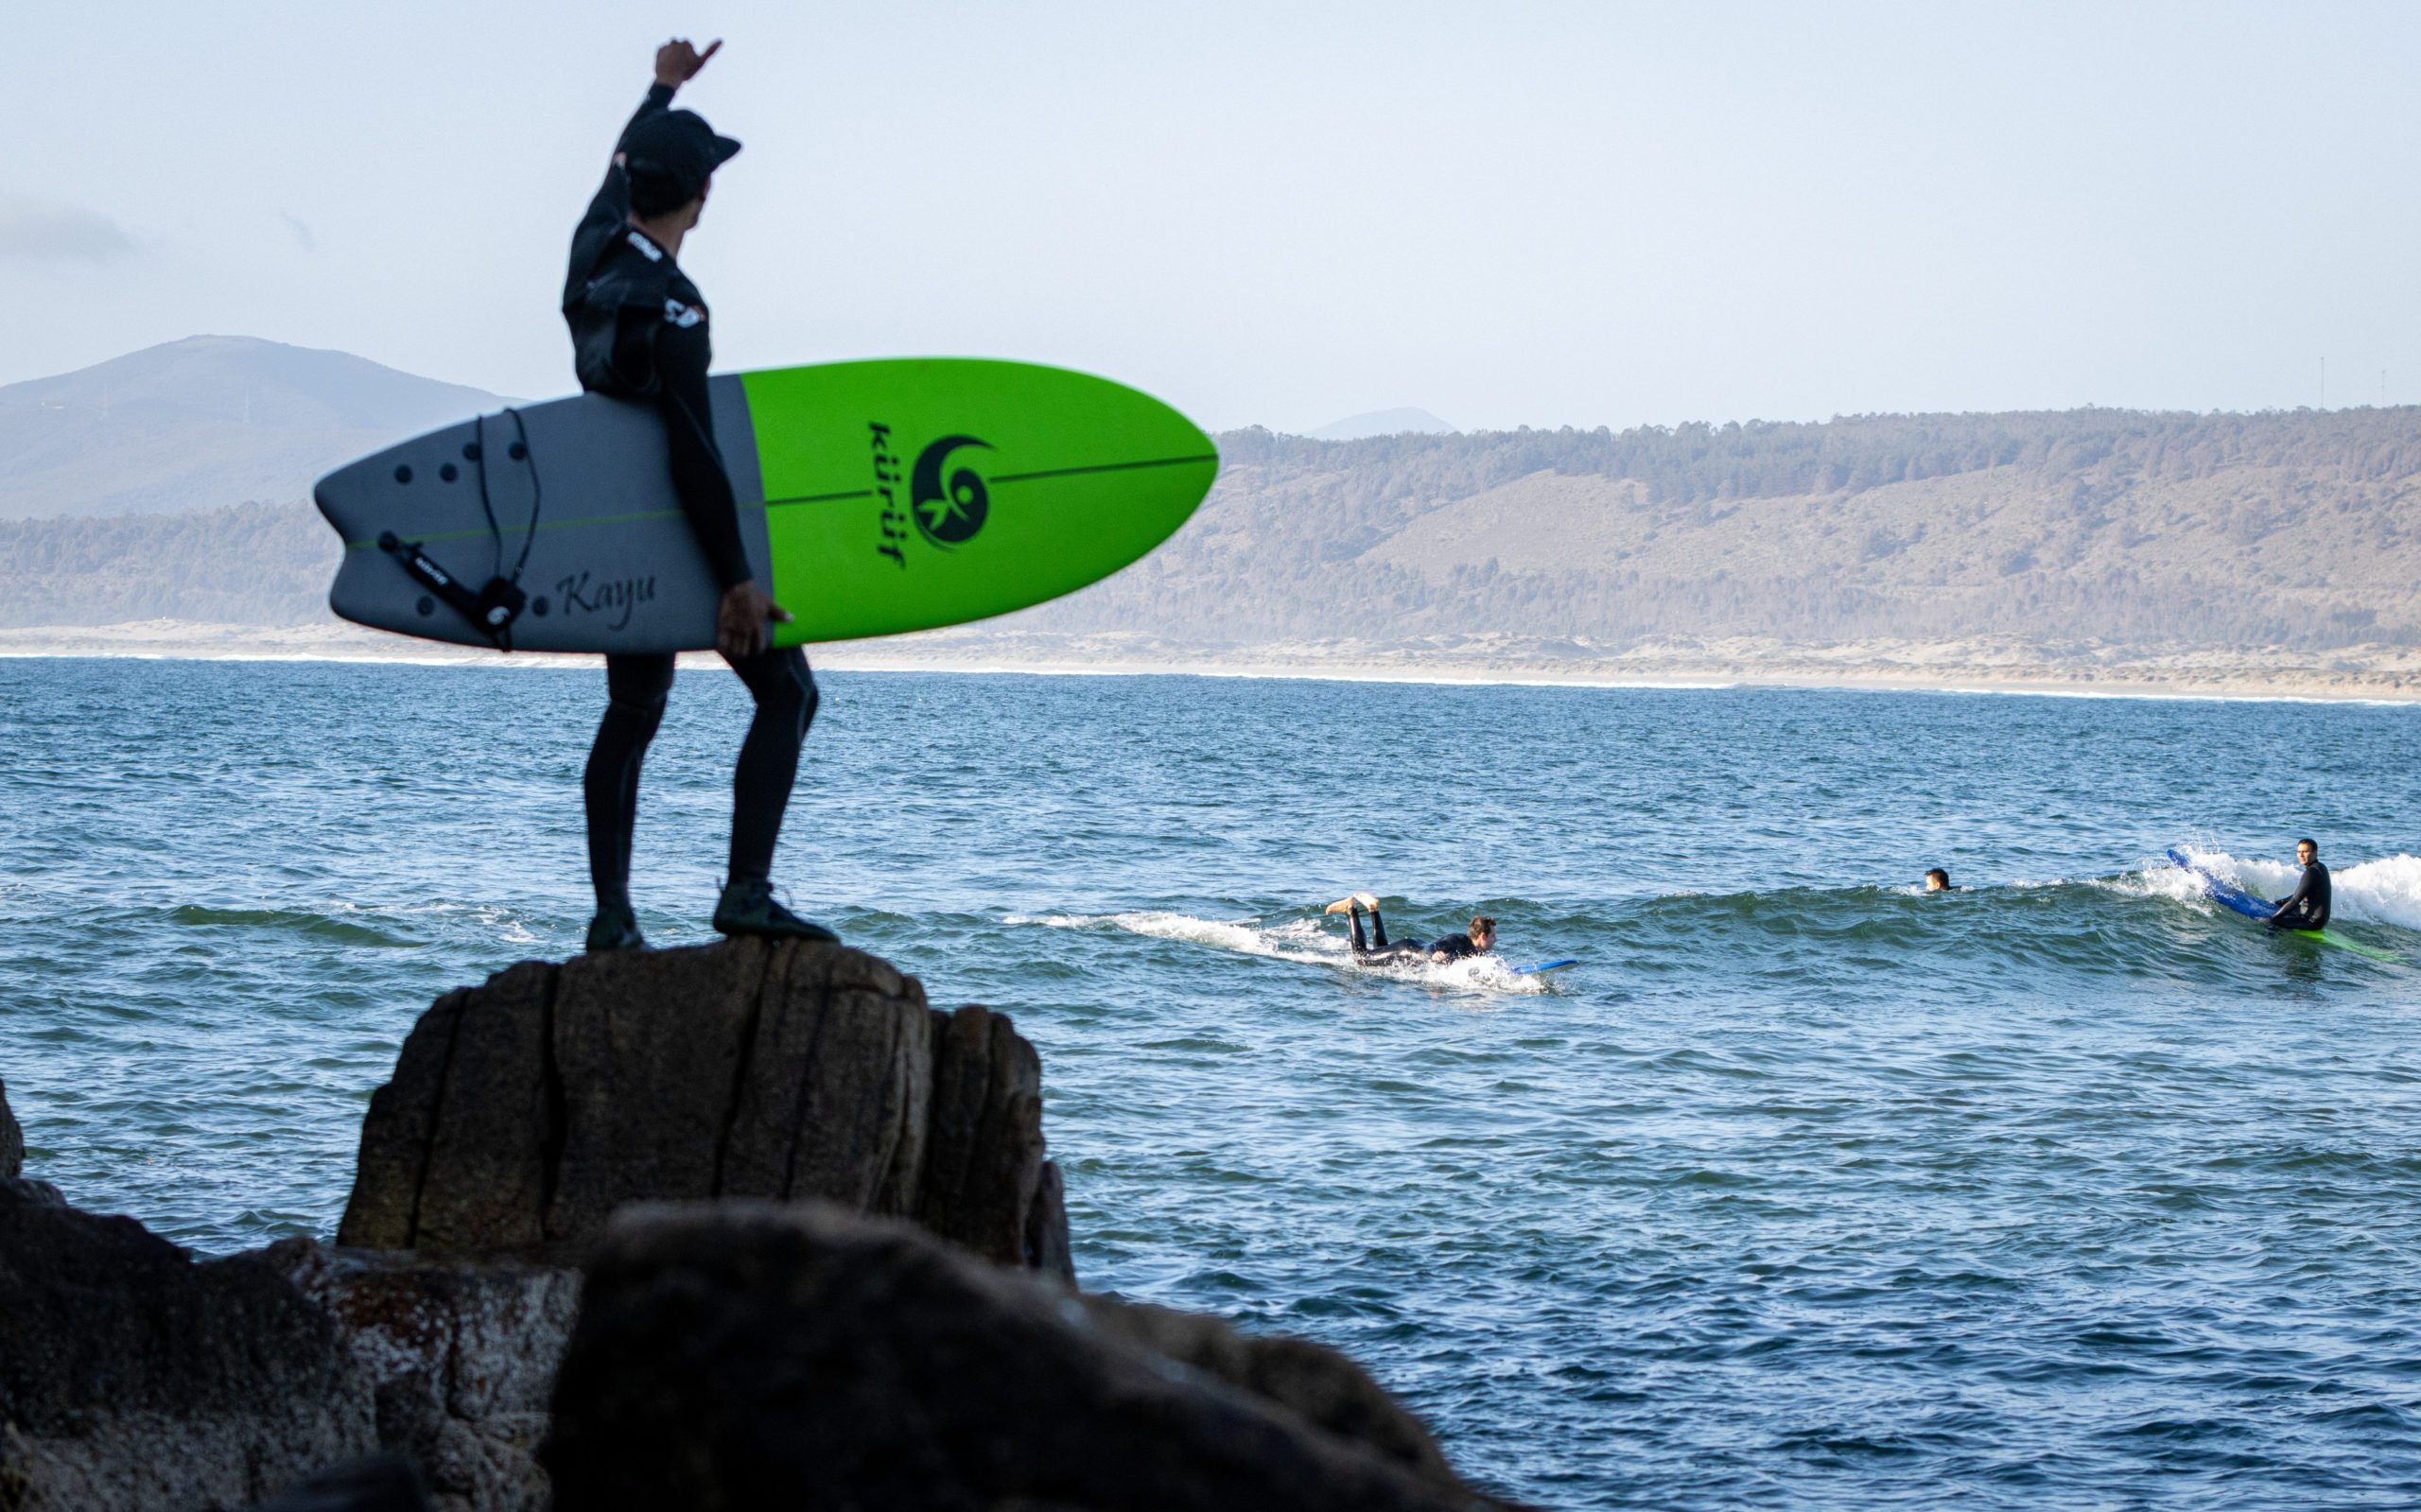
(314, 358, 1218, 653)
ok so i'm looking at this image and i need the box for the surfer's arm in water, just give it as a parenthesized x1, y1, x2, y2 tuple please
(1426, 916, 1498, 963)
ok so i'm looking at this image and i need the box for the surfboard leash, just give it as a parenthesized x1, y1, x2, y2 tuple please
(380, 407, 544, 651)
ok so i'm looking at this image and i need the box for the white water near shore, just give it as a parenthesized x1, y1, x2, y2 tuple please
(7, 618, 2421, 704)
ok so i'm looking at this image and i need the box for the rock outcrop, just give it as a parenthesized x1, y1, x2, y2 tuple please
(542, 1201, 1517, 1512)
(0, 942, 1513, 1509)
(338, 939, 1071, 1278)
(0, 1179, 374, 1511)
(2, 1073, 22, 1178)
(266, 1243, 577, 1512)
(246, 1454, 432, 1512)
(1077, 1294, 1470, 1490)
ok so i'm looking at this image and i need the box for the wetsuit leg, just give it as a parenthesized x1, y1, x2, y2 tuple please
(723, 646, 818, 884)
(585, 652, 676, 911)
(1349, 902, 1423, 963)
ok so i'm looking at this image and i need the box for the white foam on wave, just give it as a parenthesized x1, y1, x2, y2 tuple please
(1005, 910, 1549, 994)
(2125, 845, 2421, 930)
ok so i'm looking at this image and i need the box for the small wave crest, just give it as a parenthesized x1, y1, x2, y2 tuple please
(166, 904, 423, 948)
(1006, 910, 1550, 994)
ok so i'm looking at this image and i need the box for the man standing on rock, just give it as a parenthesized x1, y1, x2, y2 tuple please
(563, 38, 835, 953)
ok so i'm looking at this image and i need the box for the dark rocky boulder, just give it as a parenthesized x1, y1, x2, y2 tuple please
(542, 1201, 1518, 1512)
(245, 1454, 432, 1512)
(267, 1242, 577, 1512)
(0, 1179, 374, 1511)
(1078, 1294, 1468, 1490)
(338, 939, 1071, 1278)
(0, 943, 1520, 1509)
(3, 1072, 23, 1178)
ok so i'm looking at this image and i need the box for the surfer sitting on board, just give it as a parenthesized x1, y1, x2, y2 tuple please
(563, 38, 832, 952)
(1325, 895, 1496, 965)
(2267, 839, 2332, 931)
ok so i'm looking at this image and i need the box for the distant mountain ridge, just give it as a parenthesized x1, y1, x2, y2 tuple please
(1306, 407, 1455, 441)
(0, 336, 507, 520)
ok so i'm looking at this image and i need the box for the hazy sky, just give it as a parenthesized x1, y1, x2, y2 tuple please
(8, 1, 2420, 431)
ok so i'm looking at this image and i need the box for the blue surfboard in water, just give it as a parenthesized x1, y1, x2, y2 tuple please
(1512, 959, 1578, 977)
(2165, 849, 2397, 963)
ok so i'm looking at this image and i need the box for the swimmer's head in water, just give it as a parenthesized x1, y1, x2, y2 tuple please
(1924, 868, 1951, 891)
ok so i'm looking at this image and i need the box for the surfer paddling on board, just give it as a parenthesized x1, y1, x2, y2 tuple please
(1324, 895, 1497, 965)
(2267, 839, 2332, 931)
(563, 38, 832, 952)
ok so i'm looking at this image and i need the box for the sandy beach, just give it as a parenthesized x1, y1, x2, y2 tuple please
(6, 619, 2420, 703)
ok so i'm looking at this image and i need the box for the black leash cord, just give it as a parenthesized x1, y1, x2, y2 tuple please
(473, 409, 505, 580)
(471, 406, 544, 586)
(504, 407, 543, 582)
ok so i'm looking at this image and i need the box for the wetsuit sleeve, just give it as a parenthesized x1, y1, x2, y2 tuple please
(564, 84, 677, 309)
(653, 319, 754, 591)
(1430, 932, 1476, 960)
(2273, 867, 2326, 927)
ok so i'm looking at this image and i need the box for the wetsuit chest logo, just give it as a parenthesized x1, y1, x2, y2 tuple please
(909, 436, 992, 547)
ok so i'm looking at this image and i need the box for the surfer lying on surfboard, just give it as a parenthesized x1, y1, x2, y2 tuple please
(1325, 895, 1496, 965)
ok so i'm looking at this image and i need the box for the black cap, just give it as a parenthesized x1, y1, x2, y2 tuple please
(621, 109, 741, 207)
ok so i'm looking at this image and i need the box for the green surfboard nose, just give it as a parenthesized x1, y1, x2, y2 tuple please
(741, 359, 1220, 645)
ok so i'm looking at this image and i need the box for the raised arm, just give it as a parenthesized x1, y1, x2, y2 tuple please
(564, 41, 722, 309)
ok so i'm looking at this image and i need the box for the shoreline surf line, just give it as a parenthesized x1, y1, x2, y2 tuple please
(4, 628, 2420, 705)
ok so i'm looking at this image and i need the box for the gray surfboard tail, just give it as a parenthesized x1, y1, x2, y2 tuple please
(315, 379, 767, 654)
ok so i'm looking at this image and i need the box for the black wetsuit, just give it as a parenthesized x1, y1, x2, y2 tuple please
(2269, 861, 2332, 930)
(566, 83, 816, 912)
(1427, 931, 1482, 962)
(1349, 907, 1481, 964)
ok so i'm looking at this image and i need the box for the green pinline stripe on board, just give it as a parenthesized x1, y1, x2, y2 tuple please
(341, 501, 781, 551)
(348, 453, 1218, 547)
(764, 489, 876, 509)
(991, 454, 1220, 485)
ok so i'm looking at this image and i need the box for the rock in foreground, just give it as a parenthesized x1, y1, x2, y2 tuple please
(0, 1178, 373, 1510)
(339, 938, 1070, 1277)
(267, 1242, 577, 1512)
(543, 1201, 1518, 1512)
(2, 1072, 22, 1177)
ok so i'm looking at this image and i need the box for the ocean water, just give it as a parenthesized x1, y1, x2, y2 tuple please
(6, 656, 2421, 1508)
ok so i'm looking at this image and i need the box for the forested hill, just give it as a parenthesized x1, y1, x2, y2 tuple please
(7, 405, 2421, 650)
(1011, 408, 2421, 649)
